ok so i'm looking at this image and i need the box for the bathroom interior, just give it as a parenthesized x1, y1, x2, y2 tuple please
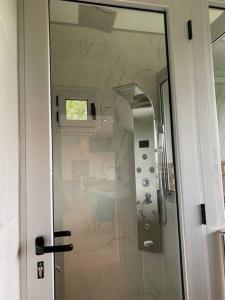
(49, 1, 184, 299)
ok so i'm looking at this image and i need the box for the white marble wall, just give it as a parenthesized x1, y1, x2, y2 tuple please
(50, 24, 166, 120)
(0, 1, 20, 300)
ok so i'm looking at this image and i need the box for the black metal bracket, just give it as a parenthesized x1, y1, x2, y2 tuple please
(91, 103, 96, 120)
(35, 236, 73, 256)
(200, 204, 206, 225)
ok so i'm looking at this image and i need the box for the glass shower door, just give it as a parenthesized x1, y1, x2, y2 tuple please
(49, 1, 184, 299)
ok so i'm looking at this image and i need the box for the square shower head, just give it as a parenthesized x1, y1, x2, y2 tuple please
(78, 5, 117, 33)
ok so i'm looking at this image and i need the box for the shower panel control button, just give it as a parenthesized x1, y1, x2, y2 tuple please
(144, 223, 151, 231)
(149, 167, 155, 173)
(142, 178, 150, 187)
(142, 153, 147, 160)
(143, 193, 152, 204)
(136, 167, 142, 173)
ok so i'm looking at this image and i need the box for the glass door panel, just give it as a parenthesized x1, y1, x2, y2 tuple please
(49, 1, 184, 299)
(210, 7, 225, 202)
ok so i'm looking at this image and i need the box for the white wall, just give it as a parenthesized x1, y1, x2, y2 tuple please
(0, 1, 20, 300)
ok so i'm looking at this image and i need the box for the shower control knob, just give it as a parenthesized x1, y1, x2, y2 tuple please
(142, 178, 150, 187)
(143, 193, 152, 204)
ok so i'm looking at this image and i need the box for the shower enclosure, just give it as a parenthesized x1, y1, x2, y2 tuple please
(49, 1, 183, 299)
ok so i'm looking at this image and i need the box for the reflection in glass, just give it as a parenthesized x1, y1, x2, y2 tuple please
(212, 34, 225, 201)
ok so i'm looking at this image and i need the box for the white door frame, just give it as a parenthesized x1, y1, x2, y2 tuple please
(19, 0, 225, 299)
(19, 0, 55, 299)
(189, 1, 225, 299)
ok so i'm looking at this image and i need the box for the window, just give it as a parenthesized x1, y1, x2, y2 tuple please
(66, 99, 88, 121)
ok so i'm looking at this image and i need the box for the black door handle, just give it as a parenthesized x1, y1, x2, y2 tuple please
(35, 236, 73, 255)
(54, 230, 71, 238)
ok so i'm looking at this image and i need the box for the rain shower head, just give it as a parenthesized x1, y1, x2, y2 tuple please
(113, 83, 153, 109)
(78, 5, 117, 33)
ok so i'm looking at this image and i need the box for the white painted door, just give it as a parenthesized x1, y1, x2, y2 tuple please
(20, 0, 224, 299)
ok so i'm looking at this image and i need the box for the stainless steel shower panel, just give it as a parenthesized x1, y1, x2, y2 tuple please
(113, 84, 161, 253)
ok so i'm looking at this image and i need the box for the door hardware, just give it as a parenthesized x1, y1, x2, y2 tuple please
(35, 236, 73, 255)
(54, 230, 71, 238)
(200, 204, 206, 225)
(187, 20, 193, 40)
(37, 261, 44, 279)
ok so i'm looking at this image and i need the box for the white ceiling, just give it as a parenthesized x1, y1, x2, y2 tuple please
(50, 0, 165, 34)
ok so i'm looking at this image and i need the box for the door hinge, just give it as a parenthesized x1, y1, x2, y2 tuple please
(56, 111, 59, 123)
(200, 204, 206, 225)
(187, 20, 193, 40)
(56, 95, 59, 107)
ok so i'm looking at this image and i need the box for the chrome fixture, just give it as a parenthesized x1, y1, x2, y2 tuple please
(113, 83, 161, 253)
